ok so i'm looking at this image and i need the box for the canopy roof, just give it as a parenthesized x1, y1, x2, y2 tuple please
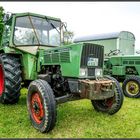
(74, 31, 135, 42)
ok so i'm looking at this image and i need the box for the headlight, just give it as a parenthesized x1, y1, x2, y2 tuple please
(79, 68, 87, 77)
(95, 68, 103, 77)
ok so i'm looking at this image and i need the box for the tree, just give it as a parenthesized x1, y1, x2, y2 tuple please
(0, 6, 4, 22)
(63, 30, 74, 45)
(0, 6, 5, 45)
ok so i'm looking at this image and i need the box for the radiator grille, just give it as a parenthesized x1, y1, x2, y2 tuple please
(60, 51, 70, 63)
(52, 53, 59, 63)
(88, 68, 95, 76)
(44, 50, 70, 63)
(81, 43, 104, 67)
(44, 53, 51, 63)
(81, 43, 104, 76)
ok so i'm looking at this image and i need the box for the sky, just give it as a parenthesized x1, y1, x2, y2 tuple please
(1, 2, 140, 51)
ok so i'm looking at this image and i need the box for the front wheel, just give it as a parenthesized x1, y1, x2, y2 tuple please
(91, 76, 124, 115)
(27, 79, 56, 133)
(122, 76, 140, 98)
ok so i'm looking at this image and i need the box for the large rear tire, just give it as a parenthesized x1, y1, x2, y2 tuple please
(0, 54, 22, 104)
(27, 79, 56, 133)
(122, 76, 140, 98)
(91, 76, 124, 115)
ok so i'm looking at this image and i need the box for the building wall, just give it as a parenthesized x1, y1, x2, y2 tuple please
(74, 31, 135, 56)
(86, 39, 117, 56)
(118, 31, 135, 55)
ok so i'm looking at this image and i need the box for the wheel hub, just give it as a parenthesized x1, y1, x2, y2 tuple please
(33, 102, 40, 112)
(129, 85, 135, 91)
(105, 97, 114, 108)
(126, 81, 139, 95)
(31, 92, 44, 124)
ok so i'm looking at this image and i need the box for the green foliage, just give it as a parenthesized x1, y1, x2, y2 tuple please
(0, 88, 139, 138)
(0, 6, 5, 45)
(63, 30, 74, 45)
(0, 6, 4, 22)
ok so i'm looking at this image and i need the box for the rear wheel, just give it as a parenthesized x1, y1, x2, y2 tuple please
(27, 79, 56, 133)
(91, 76, 124, 115)
(122, 76, 140, 98)
(0, 54, 22, 104)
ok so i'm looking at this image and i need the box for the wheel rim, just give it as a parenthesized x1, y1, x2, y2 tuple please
(105, 97, 114, 108)
(96, 97, 114, 109)
(30, 92, 44, 124)
(126, 81, 139, 95)
(0, 65, 4, 96)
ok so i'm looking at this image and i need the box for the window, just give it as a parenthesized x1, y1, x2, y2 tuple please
(14, 15, 61, 47)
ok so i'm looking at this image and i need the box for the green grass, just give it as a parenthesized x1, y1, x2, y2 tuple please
(0, 88, 140, 138)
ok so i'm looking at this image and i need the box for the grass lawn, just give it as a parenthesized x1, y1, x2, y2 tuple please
(0, 88, 140, 138)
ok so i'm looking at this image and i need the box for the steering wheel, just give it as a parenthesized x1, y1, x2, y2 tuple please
(107, 49, 121, 57)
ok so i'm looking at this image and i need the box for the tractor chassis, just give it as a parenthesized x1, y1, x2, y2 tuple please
(55, 78, 115, 104)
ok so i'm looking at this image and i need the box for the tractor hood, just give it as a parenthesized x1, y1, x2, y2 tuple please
(39, 42, 104, 78)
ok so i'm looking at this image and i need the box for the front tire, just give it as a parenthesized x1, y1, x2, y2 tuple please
(122, 76, 140, 98)
(91, 76, 124, 115)
(27, 79, 56, 133)
(0, 54, 22, 104)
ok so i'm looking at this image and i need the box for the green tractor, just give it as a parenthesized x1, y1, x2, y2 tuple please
(0, 11, 124, 133)
(104, 55, 140, 98)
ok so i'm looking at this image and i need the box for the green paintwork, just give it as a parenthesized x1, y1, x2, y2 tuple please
(112, 66, 125, 75)
(39, 43, 83, 78)
(105, 55, 140, 77)
(21, 53, 37, 79)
